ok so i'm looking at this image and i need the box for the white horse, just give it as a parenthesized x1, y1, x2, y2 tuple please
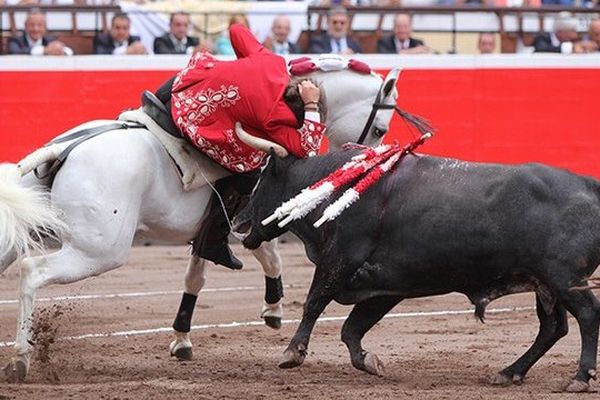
(0, 67, 401, 382)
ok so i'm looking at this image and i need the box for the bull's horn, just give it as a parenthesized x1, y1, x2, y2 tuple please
(234, 122, 289, 158)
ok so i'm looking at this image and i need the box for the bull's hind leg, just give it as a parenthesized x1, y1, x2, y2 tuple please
(341, 296, 402, 376)
(170, 255, 207, 361)
(252, 239, 284, 329)
(491, 290, 568, 386)
(556, 288, 600, 392)
(4, 244, 130, 383)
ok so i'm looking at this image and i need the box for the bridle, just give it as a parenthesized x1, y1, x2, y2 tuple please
(357, 81, 434, 145)
(356, 81, 397, 145)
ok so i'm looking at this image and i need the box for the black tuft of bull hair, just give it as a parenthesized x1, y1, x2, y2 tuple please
(396, 107, 436, 137)
(474, 301, 486, 323)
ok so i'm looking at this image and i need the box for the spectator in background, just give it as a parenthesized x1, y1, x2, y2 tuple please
(532, 12, 578, 54)
(319, 0, 375, 5)
(377, 14, 431, 55)
(94, 13, 147, 55)
(262, 15, 300, 55)
(215, 14, 250, 56)
(309, 7, 362, 54)
(154, 12, 199, 55)
(541, 0, 574, 5)
(7, 9, 73, 55)
(574, 18, 600, 53)
(477, 33, 496, 54)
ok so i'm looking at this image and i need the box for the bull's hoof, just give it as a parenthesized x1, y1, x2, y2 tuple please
(169, 339, 193, 361)
(278, 348, 305, 369)
(564, 379, 590, 393)
(363, 353, 385, 377)
(4, 358, 27, 383)
(490, 372, 512, 386)
(264, 316, 282, 330)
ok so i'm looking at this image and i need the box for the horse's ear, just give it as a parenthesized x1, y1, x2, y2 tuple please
(382, 68, 402, 98)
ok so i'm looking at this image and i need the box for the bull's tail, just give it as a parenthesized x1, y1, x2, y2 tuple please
(0, 153, 66, 262)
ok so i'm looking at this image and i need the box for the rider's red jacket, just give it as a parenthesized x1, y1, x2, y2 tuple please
(170, 24, 325, 173)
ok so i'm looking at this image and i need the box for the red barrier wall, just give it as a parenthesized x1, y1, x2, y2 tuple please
(1, 66, 599, 177)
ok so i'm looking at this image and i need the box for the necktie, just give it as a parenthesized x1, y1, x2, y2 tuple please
(335, 39, 342, 53)
(177, 41, 185, 53)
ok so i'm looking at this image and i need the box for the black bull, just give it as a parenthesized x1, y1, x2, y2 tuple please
(234, 149, 600, 392)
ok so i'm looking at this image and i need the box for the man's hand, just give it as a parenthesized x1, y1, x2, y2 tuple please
(44, 41, 67, 56)
(574, 40, 599, 54)
(298, 80, 320, 105)
(126, 41, 147, 55)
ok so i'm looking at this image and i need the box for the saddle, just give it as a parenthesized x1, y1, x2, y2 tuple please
(140, 90, 181, 138)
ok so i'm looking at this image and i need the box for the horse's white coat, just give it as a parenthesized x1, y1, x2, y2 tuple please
(0, 67, 400, 380)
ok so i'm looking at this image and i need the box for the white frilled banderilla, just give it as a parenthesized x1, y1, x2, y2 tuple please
(260, 132, 433, 229)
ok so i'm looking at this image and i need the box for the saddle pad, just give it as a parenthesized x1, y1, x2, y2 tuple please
(118, 108, 230, 191)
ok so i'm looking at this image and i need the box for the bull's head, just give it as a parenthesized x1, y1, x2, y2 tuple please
(232, 123, 292, 249)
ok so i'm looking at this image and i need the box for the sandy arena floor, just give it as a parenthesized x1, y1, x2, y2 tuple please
(0, 242, 597, 399)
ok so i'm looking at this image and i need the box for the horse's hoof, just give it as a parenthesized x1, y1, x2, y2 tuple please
(172, 346, 193, 361)
(363, 353, 385, 377)
(4, 358, 27, 383)
(564, 379, 590, 393)
(489, 372, 512, 386)
(169, 339, 193, 361)
(264, 316, 282, 330)
(278, 348, 305, 369)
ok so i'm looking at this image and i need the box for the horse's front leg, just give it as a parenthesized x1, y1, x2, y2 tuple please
(170, 254, 208, 361)
(252, 239, 284, 329)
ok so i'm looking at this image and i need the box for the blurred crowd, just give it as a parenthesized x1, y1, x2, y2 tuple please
(2, 0, 599, 6)
(2, 5, 599, 56)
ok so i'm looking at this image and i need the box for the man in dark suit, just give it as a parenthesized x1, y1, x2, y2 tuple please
(309, 7, 362, 55)
(532, 11, 578, 53)
(377, 13, 431, 54)
(94, 13, 147, 55)
(262, 15, 301, 55)
(8, 9, 73, 56)
(153, 12, 200, 55)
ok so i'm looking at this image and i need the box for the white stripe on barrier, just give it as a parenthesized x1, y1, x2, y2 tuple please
(0, 285, 299, 306)
(0, 306, 534, 348)
(1, 54, 600, 72)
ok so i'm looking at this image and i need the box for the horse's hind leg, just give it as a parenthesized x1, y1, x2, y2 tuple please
(252, 239, 284, 329)
(340, 296, 402, 376)
(491, 289, 568, 386)
(170, 254, 208, 361)
(4, 244, 130, 383)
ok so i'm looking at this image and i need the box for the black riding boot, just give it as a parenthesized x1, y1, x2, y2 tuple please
(191, 176, 254, 270)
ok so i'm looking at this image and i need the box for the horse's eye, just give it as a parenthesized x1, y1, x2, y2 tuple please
(373, 128, 387, 138)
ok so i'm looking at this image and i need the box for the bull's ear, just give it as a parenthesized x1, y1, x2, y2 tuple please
(266, 149, 286, 177)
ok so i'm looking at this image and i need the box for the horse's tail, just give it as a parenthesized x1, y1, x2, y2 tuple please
(0, 160, 66, 262)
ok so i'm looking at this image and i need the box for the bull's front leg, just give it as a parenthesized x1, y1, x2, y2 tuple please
(279, 267, 336, 369)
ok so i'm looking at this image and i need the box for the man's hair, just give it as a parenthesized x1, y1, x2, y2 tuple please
(111, 12, 130, 25)
(553, 12, 577, 32)
(170, 11, 190, 24)
(25, 7, 46, 21)
(283, 78, 327, 127)
(328, 6, 348, 19)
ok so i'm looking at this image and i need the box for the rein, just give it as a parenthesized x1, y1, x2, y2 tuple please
(357, 82, 434, 145)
